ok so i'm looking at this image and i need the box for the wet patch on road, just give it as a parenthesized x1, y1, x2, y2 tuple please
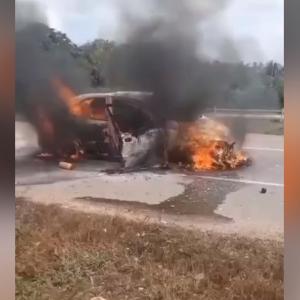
(157, 179, 243, 216)
(75, 177, 244, 222)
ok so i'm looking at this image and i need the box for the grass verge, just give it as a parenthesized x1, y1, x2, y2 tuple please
(16, 199, 283, 300)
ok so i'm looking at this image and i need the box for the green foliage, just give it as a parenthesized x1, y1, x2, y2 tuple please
(263, 61, 284, 108)
(17, 23, 284, 109)
(275, 79, 284, 108)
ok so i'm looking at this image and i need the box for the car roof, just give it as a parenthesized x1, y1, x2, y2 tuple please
(73, 91, 153, 102)
(73, 91, 156, 122)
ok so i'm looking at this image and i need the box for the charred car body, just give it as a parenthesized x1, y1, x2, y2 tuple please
(36, 91, 169, 168)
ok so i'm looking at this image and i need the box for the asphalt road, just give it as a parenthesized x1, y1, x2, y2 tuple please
(15, 120, 283, 238)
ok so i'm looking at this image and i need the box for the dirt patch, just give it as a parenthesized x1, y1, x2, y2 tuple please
(16, 198, 283, 300)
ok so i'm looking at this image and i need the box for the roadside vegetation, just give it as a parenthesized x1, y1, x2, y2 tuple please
(16, 199, 283, 300)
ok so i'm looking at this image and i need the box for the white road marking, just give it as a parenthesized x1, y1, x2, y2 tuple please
(243, 146, 284, 152)
(194, 175, 284, 188)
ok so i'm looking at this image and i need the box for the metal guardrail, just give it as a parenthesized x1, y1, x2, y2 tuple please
(205, 107, 284, 121)
(210, 107, 283, 114)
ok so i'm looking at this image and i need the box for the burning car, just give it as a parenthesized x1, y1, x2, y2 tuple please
(35, 86, 166, 167)
(65, 90, 163, 167)
(35, 81, 250, 171)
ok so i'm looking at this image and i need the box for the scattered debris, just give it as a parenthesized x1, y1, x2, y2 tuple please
(260, 188, 267, 194)
(59, 161, 75, 170)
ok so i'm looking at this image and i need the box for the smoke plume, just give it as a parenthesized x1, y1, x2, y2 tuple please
(106, 0, 244, 122)
(16, 1, 91, 150)
(16, 0, 279, 152)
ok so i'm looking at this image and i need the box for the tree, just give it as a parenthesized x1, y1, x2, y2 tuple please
(274, 78, 284, 108)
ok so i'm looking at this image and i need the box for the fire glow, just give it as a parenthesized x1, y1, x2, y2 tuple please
(52, 78, 81, 116)
(172, 120, 250, 171)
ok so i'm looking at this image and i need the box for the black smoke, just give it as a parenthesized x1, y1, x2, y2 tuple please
(105, 0, 246, 123)
(16, 1, 93, 152)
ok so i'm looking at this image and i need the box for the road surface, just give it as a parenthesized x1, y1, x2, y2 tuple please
(15, 120, 283, 239)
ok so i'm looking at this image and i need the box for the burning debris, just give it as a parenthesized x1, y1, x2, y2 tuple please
(168, 119, 250, 171)
(191, 139, 248, 170)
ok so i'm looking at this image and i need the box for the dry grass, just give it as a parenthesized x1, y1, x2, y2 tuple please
(16, 199, 283, 300)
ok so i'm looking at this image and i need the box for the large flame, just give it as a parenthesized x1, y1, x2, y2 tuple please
(174, 119, 249, 170)
(52, 78, 82, 116)
(52, 78, 106, 120)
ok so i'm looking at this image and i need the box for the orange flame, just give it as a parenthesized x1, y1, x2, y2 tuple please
(52, 78, 83, 116)
(175, 119, 249, 170)
(52, 77, 106, 120)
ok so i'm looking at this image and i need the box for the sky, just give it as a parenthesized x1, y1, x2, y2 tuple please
(17, 0, 284, 64)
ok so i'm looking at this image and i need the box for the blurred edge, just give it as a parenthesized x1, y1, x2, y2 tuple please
(0, 0, 15, 300)
(285, 0, 300, 299)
